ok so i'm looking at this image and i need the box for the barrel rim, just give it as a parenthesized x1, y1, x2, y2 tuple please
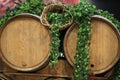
(0, 13, 51, 72)
(64, 15, 120, 74)
(63, 23, 78, 67)
(92, 15, 120, 35)
(91, 15, 120, 74)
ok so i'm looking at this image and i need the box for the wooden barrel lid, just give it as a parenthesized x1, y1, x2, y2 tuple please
(0, 13, 51, 72)
(63, 15, 120, 74)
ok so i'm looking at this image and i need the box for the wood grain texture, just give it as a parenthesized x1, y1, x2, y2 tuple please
(0, 73, 10, 80)
(0, 14, 51, 72)
(63, 15, 120, 74)
(89, 15, 120, 74)
(3, 59, 73, 80)
(63, 23, 78, 66)
(5, 73, 72, 80)
(2, 59, 73, 77)
(1, 58, 112, 80)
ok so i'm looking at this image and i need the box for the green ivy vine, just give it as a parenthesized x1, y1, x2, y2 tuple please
(47, 11, 71, 28)
(0, 0, 120, 80)
(65, 0, 120, 79)
(48, 13, 61, 66)
(64, 0, 96, 79)
(47, 11, 71, 66)
(49, 23, 60, 66)
(0, 0, 44, 26)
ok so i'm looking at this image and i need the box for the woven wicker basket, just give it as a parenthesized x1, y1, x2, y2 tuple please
(40, 4, 73, 30)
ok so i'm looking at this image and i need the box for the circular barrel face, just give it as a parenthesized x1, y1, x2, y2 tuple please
(0, 13, 51, 71)
(64, 15, 120, 74)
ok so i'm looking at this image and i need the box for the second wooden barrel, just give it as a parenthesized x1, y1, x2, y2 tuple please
(0, 13, 51, 72)
(63, 15, 120, 74)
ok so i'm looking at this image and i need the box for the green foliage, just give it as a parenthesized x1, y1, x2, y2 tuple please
(65, 0, 96, 79)
(49, 23, 60, 66)
(47, 11, 71, 27)
(0, 0, 44, 26)
(95, 9, 120, 31)
(65, 0, 120, 79)
(47, 8, 72, 67)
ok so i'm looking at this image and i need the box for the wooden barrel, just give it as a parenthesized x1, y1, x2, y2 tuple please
(63, 15, 120, 74)
(0, 13, 51, 72)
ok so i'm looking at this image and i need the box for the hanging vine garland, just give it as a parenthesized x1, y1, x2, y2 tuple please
(65, 0, 97, 79)
(49, 22, 60, 66)
(44, 4, 73, 66)
(65, 0, 120, 79)
(40, 4, 73, 67)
